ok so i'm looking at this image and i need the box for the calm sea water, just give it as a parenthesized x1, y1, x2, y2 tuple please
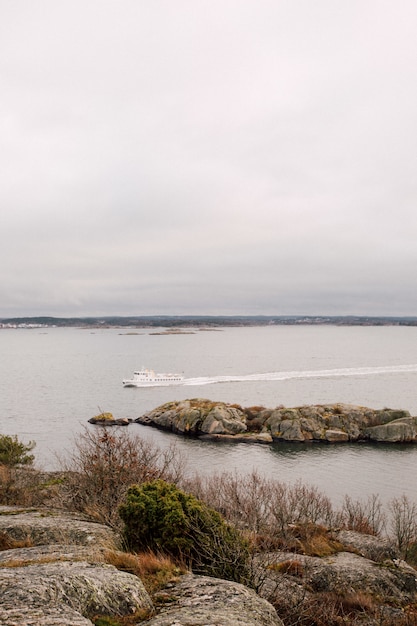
(1, 324, 417, 506)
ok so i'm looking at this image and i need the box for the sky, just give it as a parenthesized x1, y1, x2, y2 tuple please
(1, 1, 417, 318)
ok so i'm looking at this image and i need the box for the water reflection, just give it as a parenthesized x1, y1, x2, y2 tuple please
(132, 422, 417, 507)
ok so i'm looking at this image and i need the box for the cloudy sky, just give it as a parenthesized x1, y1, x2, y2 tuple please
(1, 1, 417, 317)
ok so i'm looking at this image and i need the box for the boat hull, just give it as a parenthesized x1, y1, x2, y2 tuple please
(122, 368, 184, 387)
(123, 379, 184, 388)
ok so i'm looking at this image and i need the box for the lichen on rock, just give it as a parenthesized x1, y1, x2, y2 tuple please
(143, 574, 283, 626)
(0, 506, 153, 626)
(0, 507, 119, 548)
(0, 560, 152, 625)
(136, 400, 417, 444)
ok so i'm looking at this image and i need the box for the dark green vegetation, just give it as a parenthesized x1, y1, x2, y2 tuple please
(0, 434, 37, 504)
(119, 479, 250, 584)
(0, 434, 35, 467)
(3, 315, 417, 327)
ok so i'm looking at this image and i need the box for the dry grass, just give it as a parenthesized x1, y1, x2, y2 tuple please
(104, 549, 187, 596)
(268, 559, 305, 578)
(0, 554, 73, 568)
(0, 465, 65, 507)
(274, 592, 417, 626)
(87, 550, 187, 625)
(103, 549, 143, 576)
(0, 530, 33, 551)
(275, 590, 378, 626)
(289, 523, 346, 557)
(90, 609, 154, 626)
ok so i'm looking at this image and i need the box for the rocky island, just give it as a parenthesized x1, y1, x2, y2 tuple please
(135, 399, 417, 443)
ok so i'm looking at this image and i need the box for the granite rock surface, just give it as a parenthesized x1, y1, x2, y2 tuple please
(136, 399, 416, 443)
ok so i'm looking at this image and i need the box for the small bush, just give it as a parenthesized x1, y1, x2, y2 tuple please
(404, 542, 417, 567)
(0, 434, 35, 467)
(119, 480, 250, 584)
(59, 427, 185, 528)
(183, 472, 339, 554)
(341, 494, 386, 536)
(0, 435, 45, 505)
(389, 495, 417, 560)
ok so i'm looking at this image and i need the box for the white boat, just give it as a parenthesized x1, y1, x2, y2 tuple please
(123, 367, 184, 387)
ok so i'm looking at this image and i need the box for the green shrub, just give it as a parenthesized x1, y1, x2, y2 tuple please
(0, 434, 35, 467)
(119, 479, 250, 584)
(0, 434, 37, 505)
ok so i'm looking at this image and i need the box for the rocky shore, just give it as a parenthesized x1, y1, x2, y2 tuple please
(0, 506, 282, 625)
(1, 505, 417, 625)
(132, 399, 417, 443)
(0, 507, 151, 625)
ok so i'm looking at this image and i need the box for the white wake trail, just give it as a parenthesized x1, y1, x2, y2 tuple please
(182, 364, 417, 386)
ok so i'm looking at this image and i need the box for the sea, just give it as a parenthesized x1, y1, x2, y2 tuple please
(1, 324, 417, 508)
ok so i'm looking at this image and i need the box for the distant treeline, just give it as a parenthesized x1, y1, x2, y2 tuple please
(2, 315, 417, 327)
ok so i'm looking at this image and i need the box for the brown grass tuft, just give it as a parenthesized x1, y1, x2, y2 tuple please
(90, 608, 154, 626)
(104, 549, 187, 596)
(276, 590, 378, 626)
(135, 551, 187, 595)
(268, 559, 305, 577)
(288, 523, 345, 557)
(0, 530, 33, 551)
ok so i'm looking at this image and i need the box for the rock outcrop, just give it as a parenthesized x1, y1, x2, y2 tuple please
(137, 399, 249, 437)
(0, 506, 282, 626)
(135, 399, 416, 443)
(260, 544, 417, 620)
(88, 412, 131, 426)
(2, 506, 417, 624)
(0, 506, 119, 548)
(0, 560, 153, 625)
(0, 506, 152, 625)
(143, 574, 283, 626)
(334, 529, 398, 562)
(364, 416, 417, 442)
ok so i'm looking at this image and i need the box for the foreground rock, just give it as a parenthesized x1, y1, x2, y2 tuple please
(293, 551, 415, 601)
(0, 506, 152, 625)
(143, 574, 283, 626)
(334, 529, 398, 562)
(0, 560, 153, 625)
(259, 540, 417, 622)
(136, 399, 417, 443)
(0, 506, 119, 548)
(2, 506, 417, 625)
(0, 506, 283, 625)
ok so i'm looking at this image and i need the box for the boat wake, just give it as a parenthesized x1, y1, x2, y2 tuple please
(182, 364, 417, 386)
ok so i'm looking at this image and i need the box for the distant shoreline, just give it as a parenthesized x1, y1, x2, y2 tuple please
(2, 315, 417, 329)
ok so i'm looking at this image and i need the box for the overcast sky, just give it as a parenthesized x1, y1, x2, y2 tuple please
(1, 1, 417, 317)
